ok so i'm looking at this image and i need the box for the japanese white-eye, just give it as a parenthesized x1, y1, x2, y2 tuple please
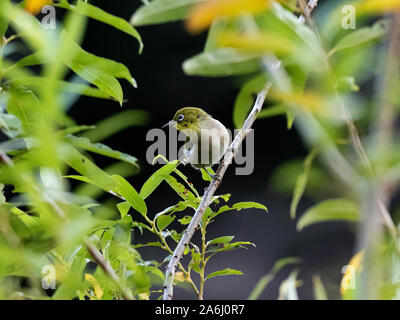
(163, 107, 230, 170)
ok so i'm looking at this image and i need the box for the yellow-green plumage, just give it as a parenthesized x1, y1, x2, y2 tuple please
(165, 107, 230, 169)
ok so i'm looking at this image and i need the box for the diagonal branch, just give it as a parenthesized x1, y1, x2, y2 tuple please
(162, 84, 271, 300)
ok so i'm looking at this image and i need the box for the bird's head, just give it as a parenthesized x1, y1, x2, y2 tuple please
(163, 107, 210, 131)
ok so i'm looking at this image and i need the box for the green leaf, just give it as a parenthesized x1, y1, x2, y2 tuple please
(290, 148, 318, 219)
(207, 236, 234, 246)
(207, 241, 255, 253)
(200, 167, 214, 182)
(204, 18, 228, 52)
(61, 31, 137, 87)
(60, 32, 129, 104)
(59, 144, 118, 192)
(117, 201, 130, 218)
(65, 135, 138, 168)
(0, 0, 11, 38)
(140, 161, 179, 200)
(156, 215, 175, 231)
(67, 65, 124, 105)
(248, 257, 300, 300)
(112, 175, 147, 217)
(329, 20, 389, 56)
(257, 104, 287, 120)
(211, 201, 267, 220)
(178, 215, 192, 225)
(232, 202, 268, 212)
(233, 74, 268, 128)
(9, 76, 113, 100)
(183, 48, 261, 77)
(10, 207, 40, 238)
(0, 112, 23, 138)
(130, 0, 203, 26)
(58, 0, 143, 52)
(133, 241, 164, 249)
(268, 2, 322, 59)
(164, 175, 198, 207)
(336, 76, 360, 93)
(8, 52, 46, 69)
(74, 161, 139, 199)
(297, 199, 359, 231)
(206, 268, 243, 280)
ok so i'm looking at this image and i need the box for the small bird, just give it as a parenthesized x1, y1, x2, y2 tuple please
(163, 107, 230, 174)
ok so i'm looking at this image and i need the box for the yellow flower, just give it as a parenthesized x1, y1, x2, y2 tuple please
(25, 0, 52, 15)
(186, 0, 271, 33)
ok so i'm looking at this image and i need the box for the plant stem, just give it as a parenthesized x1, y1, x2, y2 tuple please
(85, 241, 134, 300)
(198, 224, 207, 300)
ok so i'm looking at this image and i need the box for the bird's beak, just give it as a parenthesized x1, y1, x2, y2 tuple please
(162, 120, 176, 129)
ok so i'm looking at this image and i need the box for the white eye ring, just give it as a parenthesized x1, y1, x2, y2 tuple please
(177, 114, 184, 122)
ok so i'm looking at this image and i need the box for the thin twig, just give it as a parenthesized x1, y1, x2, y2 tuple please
(85, 241, 134, 300)
(298, 0, 319, 24)
(162, 84, 271, 300)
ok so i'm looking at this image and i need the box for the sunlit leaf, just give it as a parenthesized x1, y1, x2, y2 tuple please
(156, 215, 175, 231)
(0, 0, 11, 37)
(257, 104, 287, 120)
(57, 0, 143, 52)
(183, 48, 261, 77)
(112, 175, 147, 216)
(140, 161, 179, 200)
(59, 144, 118, 192)
(290, 148, 318, 219)
(131, 0, 203, 26)
(0, 112, 23, 138)
(219, 30, 295, 55)
(205, 268, 243, 280)
(207, 235, 234, 246)
(117, 201, 130, 218)
(65, 135, 139, 168)
(233, 74, 268, 128)
(61, 31, 131, 104)
(204, 18, 228, 52)
(336, 76, 360, 93)
(329, 19, 390, 56)
(164, 175, 198, 206)
(178, 215, 192, 225)
(297, 199, 359, 231)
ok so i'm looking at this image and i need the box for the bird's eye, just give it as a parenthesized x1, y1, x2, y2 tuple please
(177, 114, 184, 122)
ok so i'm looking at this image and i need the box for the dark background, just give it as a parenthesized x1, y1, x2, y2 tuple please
(63, 1, 355, 299)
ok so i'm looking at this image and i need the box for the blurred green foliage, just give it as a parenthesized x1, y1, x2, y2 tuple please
(0, 0, 267, 300)
(1, 0, 400, 300)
